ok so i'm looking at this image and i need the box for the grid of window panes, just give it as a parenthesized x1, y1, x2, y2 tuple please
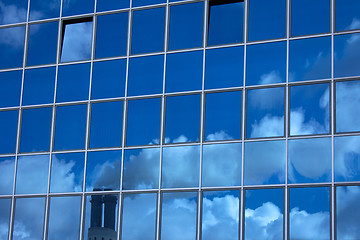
(0, 0, 360, 239)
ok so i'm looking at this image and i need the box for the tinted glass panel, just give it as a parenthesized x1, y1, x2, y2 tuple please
(0, 70, 22, 108)
(0, 110, 18, 154)
(97, 0, 130, 12)
(0, 0, 27, 25)
(334, 33, 360, 78)
(133, 0, 165, 7)
(335, 136, 360, 182)
(0, 26, 25, 69)
(336, 0, 360, 31)
(0, 198, 11, 239)
(62, 0, 94, 16)
(29, 0, 61, 21)
(0, 157, 15, 195)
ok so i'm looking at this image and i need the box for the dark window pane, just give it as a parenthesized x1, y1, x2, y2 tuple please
(29, 0, 61, 21)
(27, 21, 58, 66)
(246, 41, 286, 86)
(289, 36, 331, 82)
(90, 101, 123, 149)
(291, 0, 330, 36)
(123, 148, 160, 190)
(334, 33, 360, 78)
(91, 59, 126, 99)
(56, 63, 90, 102)
(126, 98, 161, 146)
(20, 107, 52, 153)
(335, 136, 360, 182)
(97, 0, 130, 12)
(128, 55, 164, 96)
(132, 0, 165, 7)
(95, 12, 128, 59)
(0, 110, 18, 154)
(0, 0, 27, 25)
(205, 46, 244, 89)
(0, 198, 11, 239)
(165, 95, 200, 143)
(0, 157, 15, 195)
(0, 70, 22, 108)
(336, 0, 360, 31)
(23, 67, 56, 105)
(169, 2, 203, 50)
(62, 0, 94, 17)
(0, 26, 25, 69)
(246, 87, 284, 138)
(208, 1, 244, 46)
(131, 7, 165, 54)
(54, 104, 87, 151)
(202, 143, 242, 187)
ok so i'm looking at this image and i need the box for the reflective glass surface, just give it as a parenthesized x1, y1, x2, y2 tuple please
(0, 110, 18, 154)
(202, 143, 242, 187)
(50, 152, 84, 193)
(133, 0, 165, 7)
(128, 55, 164, 96)
(288, 138, 331, 183)
(15, 155, 49, 194)
(202, 191, 239, 240)
(97, 0, 130, 12)
(95, 12, 128, 59)
(54, 104, 87, 150)
(165, 95, 200, 143)
(23, 67, 56, 105)
(27, 21, 58, 66)
(335, 136, 360, 182)
(0, 70, 22, 108)
(162, 145, 200, 188)
(246, 41, 286, 86)
(289, 36, 331, 82)
(131, 7, 165, 54)
(336, 0, 360, 32)
(161, 192, 197, 240)
(56, 63, 90, 102)
(0, 198, 11, 239)
(126, 98, 161, 146)
(290, 83, 330, 136)
(123, 148, 160, 190)
(20, 107, 52, 153)
(29, 0, 61, 21)
(89, 101, 123, 148)
(334, 33, 360, 78)
(289, 187, 330, 240)
(62, 0, 94, 17)
(291, 0, 330, 36)
(205, 46, 244, 89)
(0, 157, 15, 195)
(244, 140, 285, 185)
(0, 0, 27, 25)
(246, 87, 284, 138)
(122, 193, 157, 240)
(86, 150, 122, 191)
(336, 80, 360, 133)
(208, 1, 244, 46)
(245, 188, 283, 240)
(169, 2, 203, 50)
(0, 26, 25, 69)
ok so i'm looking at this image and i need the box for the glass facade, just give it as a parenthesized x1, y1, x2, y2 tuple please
(0, 0, 360, 239)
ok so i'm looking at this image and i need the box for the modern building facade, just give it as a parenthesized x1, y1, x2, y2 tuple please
(0, 0, 360, 239)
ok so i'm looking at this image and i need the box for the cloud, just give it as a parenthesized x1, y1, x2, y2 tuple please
(290, 108, 326, 135)
(248, 88, 283, 110)
(335, 135, 360, 180)
(87, 157, 121, 191)
(335, 31, 360, 77)
(0, 157, 15, 195)
(250, 115, 284, 138)
(0, 1, 26, 25)
(0, 25, 25, 49)
(259, 70, 283, 85)
(346, 17, 360, 31)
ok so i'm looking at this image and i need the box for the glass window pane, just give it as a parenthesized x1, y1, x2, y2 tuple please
(162, 145, 200, 188)
(47, 196, 81, 239)
(291, 0, 330, 36)
(202, 143, 242, 187)
(161, 192, 197, 240)
(23, 67, 56, 105)
(334, 33, 360, 78)
(246, 87, 284, 138)
(245, 188, 283, 240)
(244, 140, 285, 185)
(13, 197, 45, 240)
(62, 0, 94, 17)
(56, 63, 90, 102)
(336, 80, 360, 133)
(208, 1, 244, 46)
(165, 51, 203, 93)
(205, 91, 241, 141)
(248, 0, 285, 41)
(27, 21, 58, 66)
(165, 95, 200, 143)
(20, 107, 52, 153)
(289, 36, 331, 82)
(0, 26, 25, 69)
(0, 0, 27, 25)
(126, 98, 161, 146)
(205, 46, 244, 89)
(0, 110, 18, 154)
(90, 101, 123, 149)
(0, 198, 11, 239)
(91, 59, 126, 99)
(336, 0, 360, 31)
(288, 138, 331, 183)
(97, 0, 130, 12)
(0, 70, 22, 108)
(289, 187, 330, 240)
(335, 136, 360, 182)
(29, 0, 61, 21)
(131, 7, 165, 54)
(54, 104, 87, 151)
(16, 155, 49, 194)
(132, 0, 165, 7)
(246, 41, 286, 86)
(169, 2, 203, 50)
(95, 12, 128, 59)
(0, 157, 15, 195)
(128, 55, 164, 96)
(122, 193, 156, 240)
(202, 191, 239, 240)
(290, 83, 330, 136)
(50, 152, 84, 193)
(86, 150, 122, 191)
(123, 148, 160, 190)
